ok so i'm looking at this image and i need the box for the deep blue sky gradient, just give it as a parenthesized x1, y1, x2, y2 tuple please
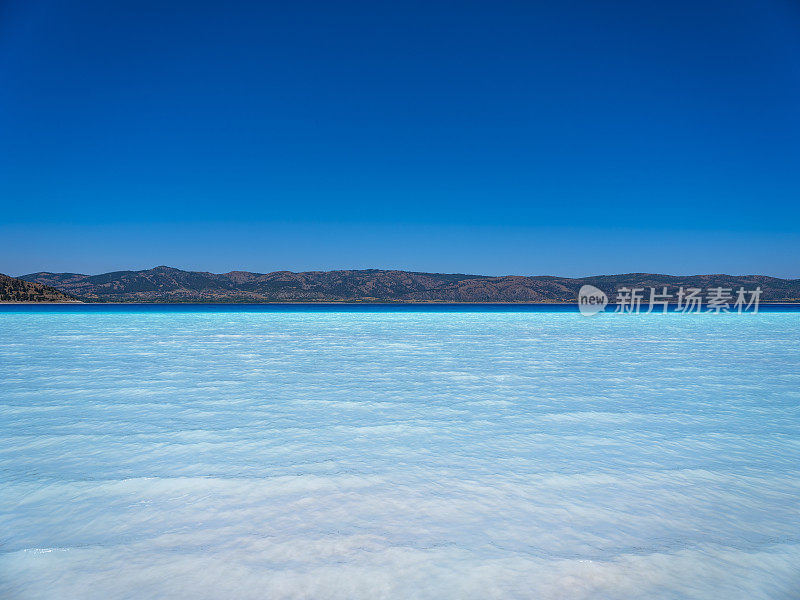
(2, 0, 799, 276)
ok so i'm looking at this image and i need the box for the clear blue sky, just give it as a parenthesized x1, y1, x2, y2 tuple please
(2, 0, 799, 277)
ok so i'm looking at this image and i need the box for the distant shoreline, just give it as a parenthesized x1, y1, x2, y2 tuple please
(4, 301, 800, 306)
(7, 267, 800, 304)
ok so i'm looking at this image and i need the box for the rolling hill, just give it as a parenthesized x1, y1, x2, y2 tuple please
(0, 273, 79, 303)
(18, 266, 800, 303)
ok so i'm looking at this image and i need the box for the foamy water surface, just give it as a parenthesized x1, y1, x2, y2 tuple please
(1, 307, 799, 599)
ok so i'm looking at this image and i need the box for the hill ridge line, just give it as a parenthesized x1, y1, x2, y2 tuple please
(13, 267, 800, 303)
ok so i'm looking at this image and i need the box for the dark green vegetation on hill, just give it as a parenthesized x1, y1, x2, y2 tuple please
(16, 267, 800, 303)
(0, 273, 78, 303)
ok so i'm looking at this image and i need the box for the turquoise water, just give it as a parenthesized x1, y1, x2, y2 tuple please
(1, 308, 799, 599)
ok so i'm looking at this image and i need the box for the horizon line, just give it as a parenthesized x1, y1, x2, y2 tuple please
(12, 265, 800, 281)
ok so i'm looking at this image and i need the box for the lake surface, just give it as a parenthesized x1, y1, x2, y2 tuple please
(1, 307, 799, 599)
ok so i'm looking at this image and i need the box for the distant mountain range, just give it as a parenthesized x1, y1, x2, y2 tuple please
(0, 273, 78, 303)
(12, 266, 800, 303)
